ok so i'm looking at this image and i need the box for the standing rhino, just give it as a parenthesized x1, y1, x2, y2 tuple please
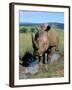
(32, 24, 59, 64)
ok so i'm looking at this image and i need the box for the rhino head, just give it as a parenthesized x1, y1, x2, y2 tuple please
(36, 23, 51, 31)
(32, 24, 51, 57)
(32, 34, 48, 57)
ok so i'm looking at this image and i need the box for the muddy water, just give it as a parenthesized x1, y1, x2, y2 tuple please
(25, 53, 61, 74)
(25, 64, 39, 74)
(51, 53, 61, 62)
(19, 52, 61, 76)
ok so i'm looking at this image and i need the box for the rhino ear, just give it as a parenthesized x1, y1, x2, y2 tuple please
(45, 25, 51, 31)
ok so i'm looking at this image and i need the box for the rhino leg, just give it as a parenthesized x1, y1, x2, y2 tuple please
(55, 47, 59, 51)
(39, 56, 44, 72)
(39, 56, 43, 64)
(55, 45, 59, 51)
(51, 47, 56, 54)
(47, 47, 56, 60)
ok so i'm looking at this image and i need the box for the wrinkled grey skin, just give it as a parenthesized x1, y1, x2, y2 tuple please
(32, 24, 59, 64)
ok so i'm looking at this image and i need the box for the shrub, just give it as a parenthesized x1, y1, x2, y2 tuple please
(20, 28, 27, 33)
(30, 28, 38, 33)
(31, 28, 35, 32)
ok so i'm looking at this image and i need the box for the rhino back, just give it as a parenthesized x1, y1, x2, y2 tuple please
(47, 30, 59, 46)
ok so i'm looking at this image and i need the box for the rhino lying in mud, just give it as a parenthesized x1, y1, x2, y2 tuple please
(32, 24, 59, 64)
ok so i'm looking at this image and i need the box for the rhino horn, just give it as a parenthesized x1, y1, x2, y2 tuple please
(31, 33, 38, 49)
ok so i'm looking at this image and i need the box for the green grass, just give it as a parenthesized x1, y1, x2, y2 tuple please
(56, 29, 64, 53)
(19, 32, 34, 57)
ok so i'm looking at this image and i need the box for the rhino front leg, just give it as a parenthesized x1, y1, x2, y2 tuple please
(39, 56, 43, 64)
(39, 56, 44, 72)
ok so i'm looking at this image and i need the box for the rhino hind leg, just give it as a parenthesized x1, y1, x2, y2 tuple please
(51, 47, 56, 54)
(55, 47, 59, 51)
(47, 47, 56, 61)
(51, 44, 59, 54)
(55, 45, 59, 51)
